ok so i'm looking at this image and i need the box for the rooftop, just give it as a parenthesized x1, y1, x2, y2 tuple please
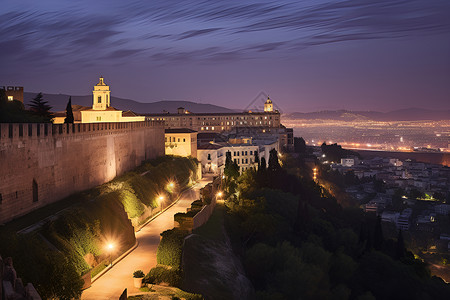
(165, 128, 197, 134)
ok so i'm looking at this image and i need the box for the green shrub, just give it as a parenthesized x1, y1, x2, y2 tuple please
(133, 270, 145, 278)
(157, 229, 188, 268)
(191, 200, 204, 210)
(144, 265, 182, 287)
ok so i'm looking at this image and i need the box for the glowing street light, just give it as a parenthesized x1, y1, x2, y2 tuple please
(106, 242, 115, 266)
(168, 181, 175, 189)
(217, 191, 223, 198)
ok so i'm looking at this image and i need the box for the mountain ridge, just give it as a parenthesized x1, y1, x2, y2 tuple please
(283, 108, 450, 121)
(22, 92, 449, 120)
(23, 92, 236, 114)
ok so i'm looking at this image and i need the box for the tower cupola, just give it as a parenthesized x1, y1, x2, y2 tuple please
(92, 76, 111, 110)
(264, 96, 273, 112)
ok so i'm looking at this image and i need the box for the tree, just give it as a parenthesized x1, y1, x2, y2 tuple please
(268, 148, 281, 173)
(64, 96, 74, 123)
(29, 92, 53, 122)
(395, 230, 405, 260)
(224, 151, 239, 179)
(254, 150, 260, 168)
(373, 216, 384, 250)
(294, 137, 306, 153)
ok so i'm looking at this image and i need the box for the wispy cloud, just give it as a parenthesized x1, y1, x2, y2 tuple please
(0, 0, 449, 67)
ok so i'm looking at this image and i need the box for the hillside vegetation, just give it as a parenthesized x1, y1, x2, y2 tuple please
(218, 150, 450, 299)
(0, 156, 199, 299)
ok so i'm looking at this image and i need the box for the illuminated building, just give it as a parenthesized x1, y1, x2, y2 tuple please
(1, 86, 23, 103)
(165, 128, 198, 158)
(145, 97, 293, 151)
(53, 77, 145, 124)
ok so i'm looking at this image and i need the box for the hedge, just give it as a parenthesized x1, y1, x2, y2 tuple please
(157, 228, 188, 269)
(144, 265, 182, 287)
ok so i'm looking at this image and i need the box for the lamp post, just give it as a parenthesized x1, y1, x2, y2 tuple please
(159, 195, 164, 210)
(107, 243, 114, 266)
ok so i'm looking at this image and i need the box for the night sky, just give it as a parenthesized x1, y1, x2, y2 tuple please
(1, 0, 449, 112)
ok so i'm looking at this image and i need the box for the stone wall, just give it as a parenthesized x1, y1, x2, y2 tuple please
(0, 121, 164, 223)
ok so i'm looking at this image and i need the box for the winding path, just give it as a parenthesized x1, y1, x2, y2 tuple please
(81, 176, 211, 300)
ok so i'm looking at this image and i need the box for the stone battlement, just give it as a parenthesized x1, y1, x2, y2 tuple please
(0, 120, 165, 223)
(0, 120, 164, 141)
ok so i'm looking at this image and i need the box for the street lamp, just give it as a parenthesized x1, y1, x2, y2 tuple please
(217, 191, 223, 198)
(159, 195, 165, 210)
(106, 243, 115, 266)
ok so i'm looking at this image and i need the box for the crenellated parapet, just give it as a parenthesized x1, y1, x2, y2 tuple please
(0, 120, 164, 141)
(0, 120, 165, 224)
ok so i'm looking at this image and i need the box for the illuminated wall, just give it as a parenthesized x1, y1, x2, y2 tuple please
(165, 131, 197, 158)
(0, 121, 164, 223)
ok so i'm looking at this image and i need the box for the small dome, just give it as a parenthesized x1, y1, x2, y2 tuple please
(97, 76, 107, 86)
(265, 97, 272, 104)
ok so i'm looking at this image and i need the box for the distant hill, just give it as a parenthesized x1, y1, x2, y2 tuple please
(23, 92, 235, 114)
(283, 108, 450, 121)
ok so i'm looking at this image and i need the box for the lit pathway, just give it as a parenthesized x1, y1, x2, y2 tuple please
(81, 176, 212, 300)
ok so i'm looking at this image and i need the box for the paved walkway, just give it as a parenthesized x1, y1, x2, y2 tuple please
(81, 176, 212, 300)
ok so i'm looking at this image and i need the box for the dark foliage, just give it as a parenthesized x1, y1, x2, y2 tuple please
(294, 137, 306, 153)
(321, 142, 360, 162)
(29, 92, 53, 122)
(64, 96, 74, 123)
(225, 155, 450, 299)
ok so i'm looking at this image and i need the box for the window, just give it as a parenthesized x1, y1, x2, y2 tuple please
(183, 138, 186, 142)
(237, 151, 240, 156)
(98, 96, 101, 103)
(246, 158, 248, 164)
(32, 179, 38, 202)
(207, 154, 211, 160)
(165, 137, 167, 142)
(96, 116, 101, 121)
(245, 151, 248, 155)
(241, 151, 244, 156)
(7, 96, 13, 101)
(178, 138, 180, 142)
(250, 151, 253, 155)
(234, 159, 237, 163)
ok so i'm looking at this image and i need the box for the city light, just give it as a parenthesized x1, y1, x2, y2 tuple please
(168, 182, 174, 188)
(217, 191, 223, 198)
(313, 167, 318, 181)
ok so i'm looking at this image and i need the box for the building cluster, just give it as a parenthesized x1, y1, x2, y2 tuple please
(53, 77, 145, 124)
(329, 156, 449, 198)
(321, 152, 450, 251)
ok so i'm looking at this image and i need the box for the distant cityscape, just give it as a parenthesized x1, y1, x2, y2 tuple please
(284, 118, 450, 152)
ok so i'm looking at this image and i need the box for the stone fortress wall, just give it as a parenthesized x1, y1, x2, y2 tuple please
(0, 121, 165, 223)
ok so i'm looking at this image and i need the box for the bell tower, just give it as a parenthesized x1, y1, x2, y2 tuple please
(264, 96, 273, 112)
(92, 76, 111, 110)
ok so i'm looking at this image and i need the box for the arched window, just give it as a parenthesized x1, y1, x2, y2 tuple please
(98, 96, 101, 103)
(207, 154, 211, 160)
(32, 179, 38, 202)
